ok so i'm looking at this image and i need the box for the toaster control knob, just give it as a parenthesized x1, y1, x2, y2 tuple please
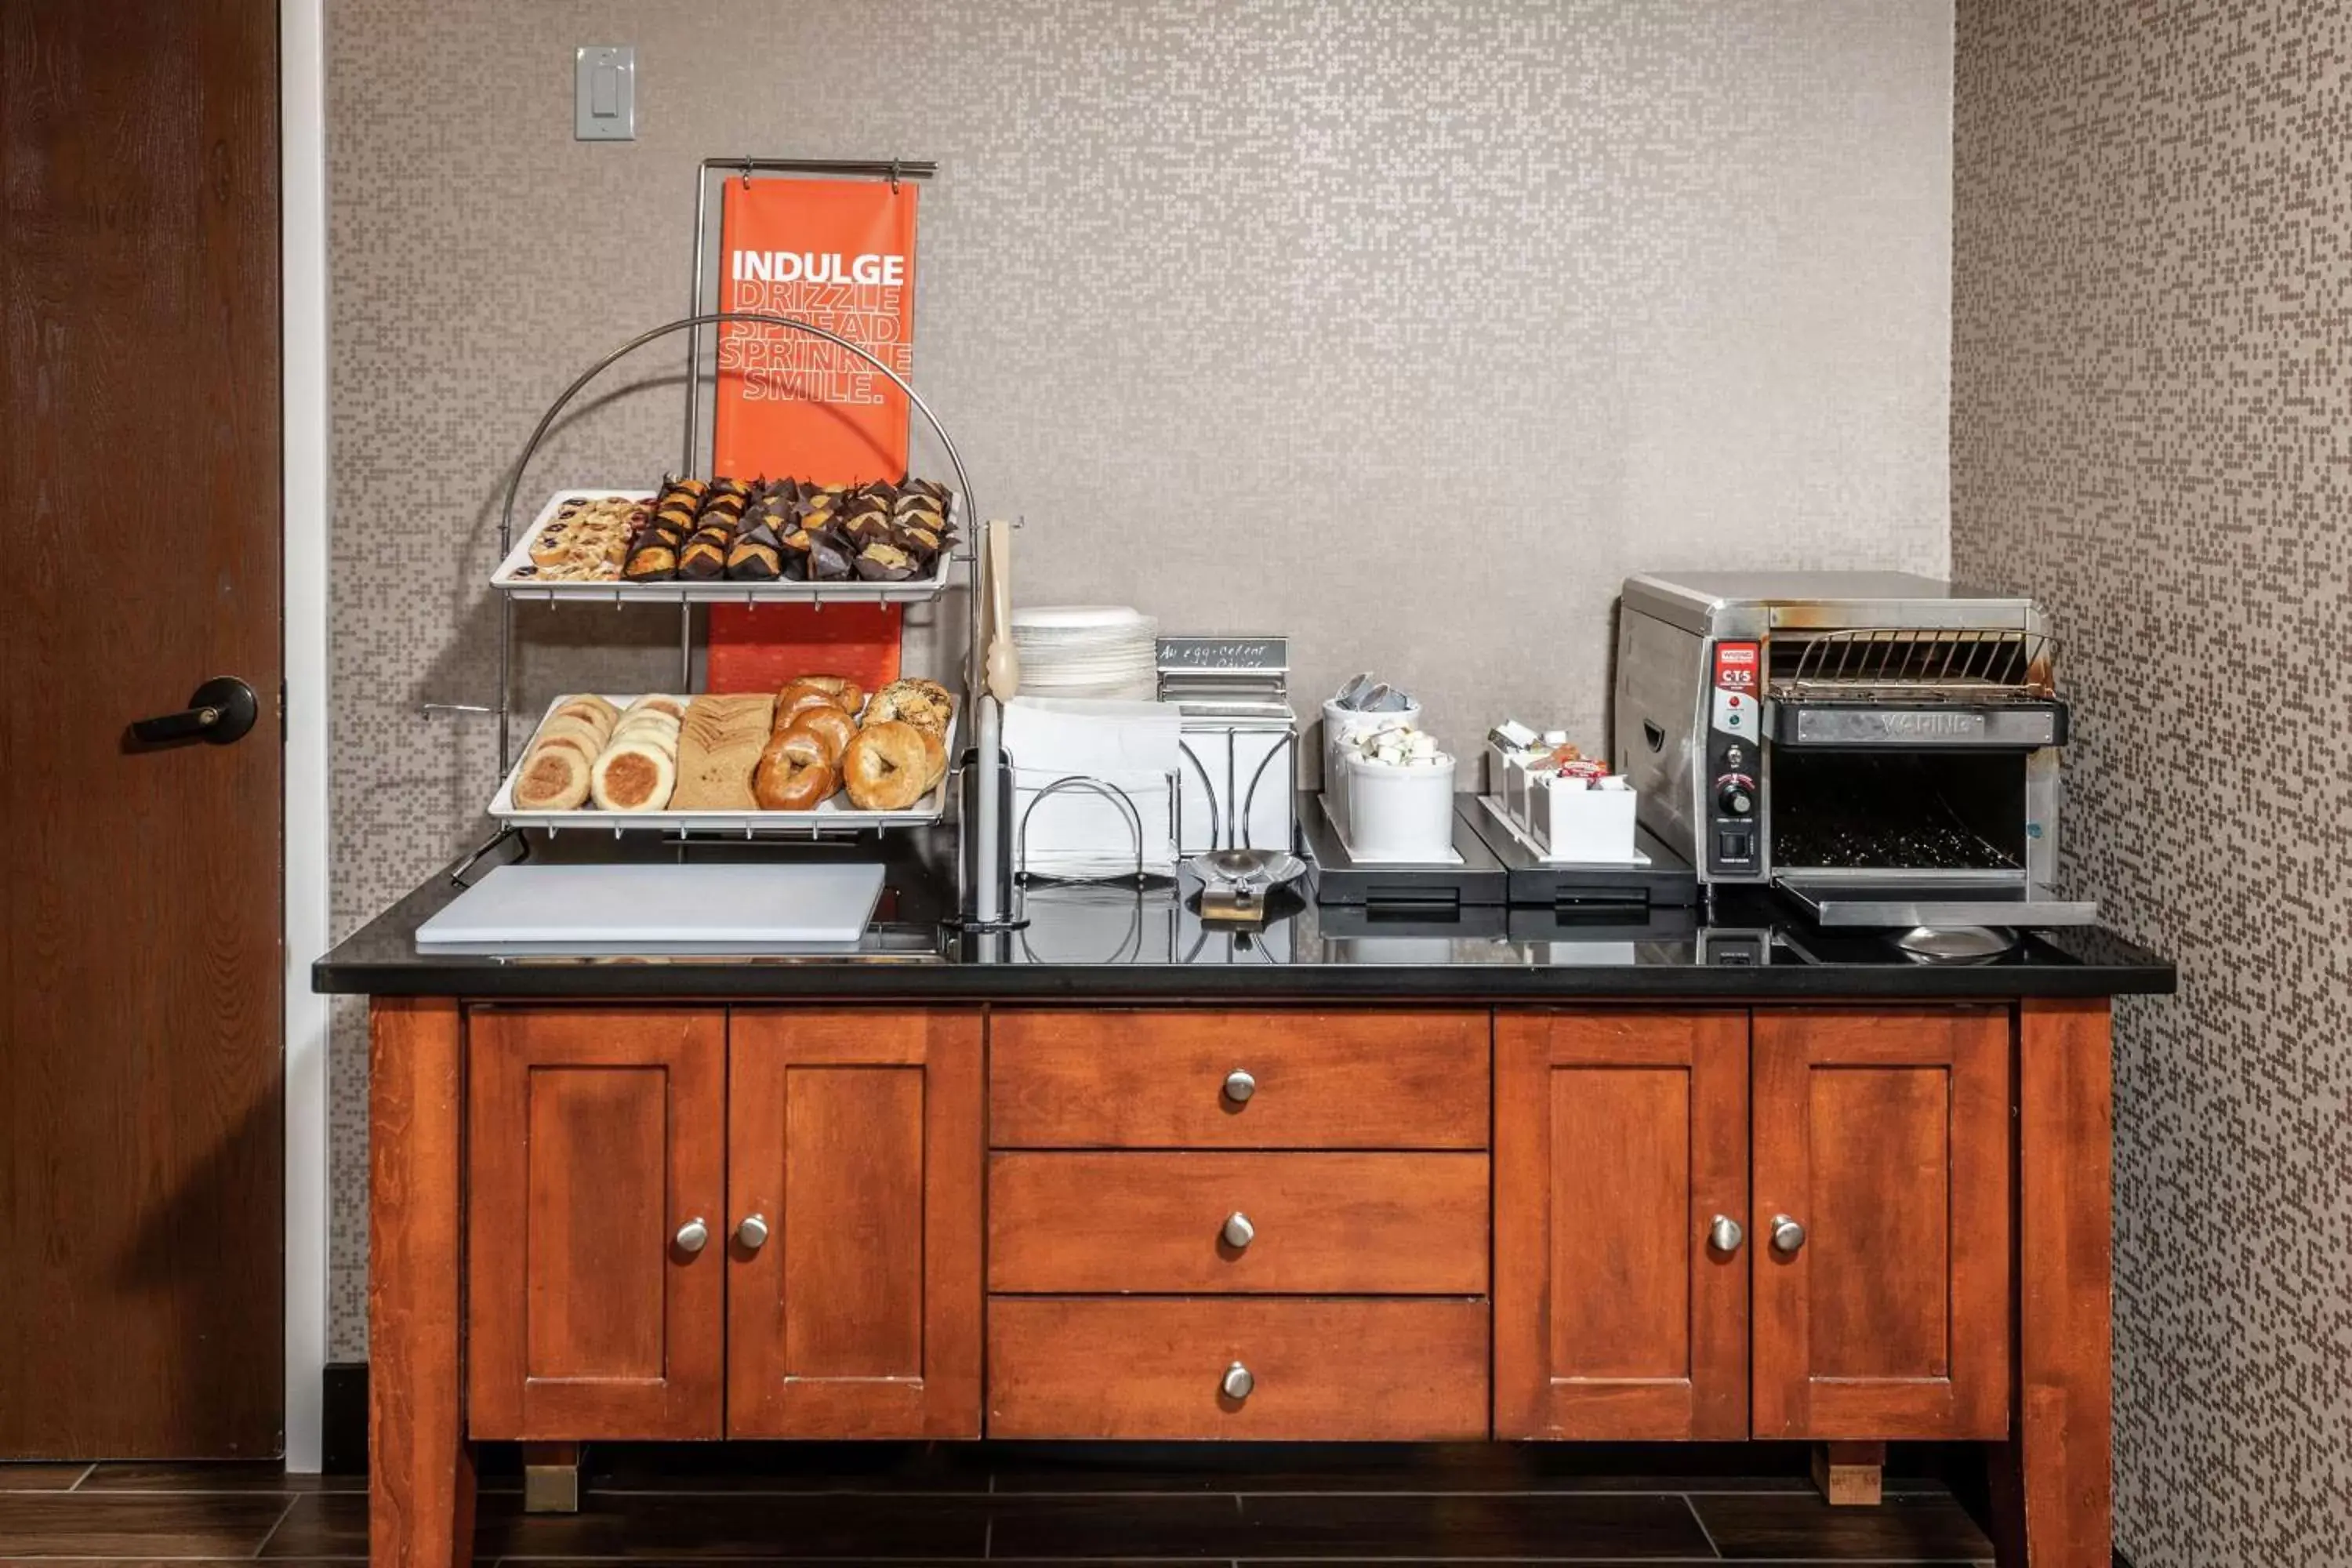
(1715, 774, 1757, 818)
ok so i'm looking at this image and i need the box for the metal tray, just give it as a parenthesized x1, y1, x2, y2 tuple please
(1459, 799, 1699, 912)
(492, 694, 956, 837)
(1300, 793, 1508, 910)
(489, 489, 960, 606)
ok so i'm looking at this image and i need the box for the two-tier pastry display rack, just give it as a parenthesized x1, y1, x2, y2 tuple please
(441, 158, 1016, 927)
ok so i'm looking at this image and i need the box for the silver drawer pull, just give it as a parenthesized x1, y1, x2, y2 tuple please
(1771, 1214, 1806, 1254)
(1221, 1361, 1254, 1401)
(1708, 1214, 1744, 1254)
(1221, 1211, 1256, 1250)
(1223, 1069, 1256, 1104)
(673, 1217, 710, 1255)
(736, 1213, 770, 1250)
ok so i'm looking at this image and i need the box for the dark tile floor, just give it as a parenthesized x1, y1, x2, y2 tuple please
(0, 1445, 1997, 1564)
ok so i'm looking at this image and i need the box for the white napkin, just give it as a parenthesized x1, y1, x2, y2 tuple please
(1005, 698, 1184, 878)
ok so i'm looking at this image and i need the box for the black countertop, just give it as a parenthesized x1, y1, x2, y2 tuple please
(313, 829, 2175, 1001)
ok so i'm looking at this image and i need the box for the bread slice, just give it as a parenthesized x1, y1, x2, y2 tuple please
(671, 694, 775, 809)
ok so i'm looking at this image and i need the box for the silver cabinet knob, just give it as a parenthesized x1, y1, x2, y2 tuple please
(736, 1213, 770, 1251)
(1771, 1214, 1806, 1254)
(1221, 1211, 1256, 1250)
(673, 1217, 710, 1254)
(1223, 1069, 1256, 1104)
(1221, 1361, 1254, 1401)
(1708, 1214, 1744, 1253)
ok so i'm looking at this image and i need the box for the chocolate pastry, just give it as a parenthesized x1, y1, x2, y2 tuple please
(845, 512, 898, 547)
(678, 530, 728, 579)
(893, 521, 942, 562)
(854, 542, 917, 581)
(805, 532, 855, 581)
(623, 545, 677, 581)
(727, 539, 782, 580)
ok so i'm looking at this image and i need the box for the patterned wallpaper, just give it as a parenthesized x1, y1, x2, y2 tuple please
(324, 2, 1957, 1353)
(1951, 3, 2352, 1564)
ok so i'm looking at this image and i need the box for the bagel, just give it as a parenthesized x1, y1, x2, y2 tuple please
(916, 725, 948, 793)
(784, 705, 856, 764)
(753, 731, 837, 810)
(774, 680, 848, 731)
(623, 694, 689, 721)
(841, 720, 931, 811)
(789, 674, 866, 716)
(864, 677, 953, 737)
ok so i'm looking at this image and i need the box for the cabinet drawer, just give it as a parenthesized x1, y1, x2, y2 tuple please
(989, 1009, 1488, 1149)
(989, 1152, 1488, 1294)
(986, 1297, 1489, 1439)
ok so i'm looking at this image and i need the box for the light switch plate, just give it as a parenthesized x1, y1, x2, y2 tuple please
(574, 45, 634, 141)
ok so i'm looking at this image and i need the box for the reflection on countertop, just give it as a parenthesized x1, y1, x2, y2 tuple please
(313, 826, 2176, 1001)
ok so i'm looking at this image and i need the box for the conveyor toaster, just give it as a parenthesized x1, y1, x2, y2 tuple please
(1613, 570, 2096, 929)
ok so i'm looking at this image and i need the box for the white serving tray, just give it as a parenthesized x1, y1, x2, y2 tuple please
(416, 862, 884, 953)
(1475, 794, 1652, 866)
(489, 489, 960, 605)
(492, 694, 956, 837)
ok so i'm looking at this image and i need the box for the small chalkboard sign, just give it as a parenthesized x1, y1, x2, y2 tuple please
(1156, 636, 1290, 676)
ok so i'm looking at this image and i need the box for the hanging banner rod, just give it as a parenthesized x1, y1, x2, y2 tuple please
(698, 156, 937, 180)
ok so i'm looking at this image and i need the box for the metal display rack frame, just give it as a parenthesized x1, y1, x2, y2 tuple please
(440, 155, 1016, 928)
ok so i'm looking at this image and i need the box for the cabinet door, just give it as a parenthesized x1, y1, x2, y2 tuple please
(1494, 1010, 1749, 1439)
(466, 1007, 725, 1439)
(727, 1008, 982, 1437)
(1751, 1007, 2009, 1439)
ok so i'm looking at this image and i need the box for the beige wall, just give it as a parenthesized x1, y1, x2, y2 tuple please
(1953, 3, 2352, 1563)
(325, 1, 1958, 1351)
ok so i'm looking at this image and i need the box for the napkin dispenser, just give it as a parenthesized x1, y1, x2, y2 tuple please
(1158, 636, 1298, 856)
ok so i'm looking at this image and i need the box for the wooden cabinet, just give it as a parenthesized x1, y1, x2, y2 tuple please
(463, 1005, 982, 1443)
(1751, 1007, 2010, 1440)
(726, 1008, 982, 1438)
(1494, 1010, 1750, 1440)
(466, 1007, 725, 1439)
(456, 1000, 2011, 1454)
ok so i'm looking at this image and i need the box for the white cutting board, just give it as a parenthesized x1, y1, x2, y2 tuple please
(416, 863, 885, 953)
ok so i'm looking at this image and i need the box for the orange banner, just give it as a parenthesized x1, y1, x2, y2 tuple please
(708, 178, 920, 695)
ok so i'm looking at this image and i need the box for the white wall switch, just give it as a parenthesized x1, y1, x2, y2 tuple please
(574, 45, 635, 141)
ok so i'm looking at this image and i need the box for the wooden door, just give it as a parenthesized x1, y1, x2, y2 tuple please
(0, 0, 283, 1457)
(728, 1008, 982, 1437)
(1751, 1007, 2010, 1439)
(1495, 1011, 1749, 1439)
(467, 1008, 725, 1439)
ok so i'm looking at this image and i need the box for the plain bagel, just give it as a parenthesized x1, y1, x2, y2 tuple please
(840, 720, 931, 811)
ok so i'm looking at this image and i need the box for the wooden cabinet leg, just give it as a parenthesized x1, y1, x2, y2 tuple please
(1811, 1441, 1885, 1506)
(522, 1443, 583, 1514)
(371, 999, 477, 1568)
(1990, 1000, 2113, 1567)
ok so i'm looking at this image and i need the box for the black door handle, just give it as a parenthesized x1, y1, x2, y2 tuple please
(131, 677, 260, 746)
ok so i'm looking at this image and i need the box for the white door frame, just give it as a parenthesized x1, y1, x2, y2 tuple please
(281, 0, 332, 1474)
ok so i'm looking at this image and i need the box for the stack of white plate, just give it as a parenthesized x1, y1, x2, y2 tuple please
(1010, 606, 1160, 700)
